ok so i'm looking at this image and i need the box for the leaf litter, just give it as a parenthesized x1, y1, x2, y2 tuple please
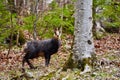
(0, 33, 120, 79)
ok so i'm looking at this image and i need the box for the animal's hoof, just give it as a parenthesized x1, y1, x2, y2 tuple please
(45, 64, 49, 67)
(30, 66, 37, 69)
(21, 68, 25, 73)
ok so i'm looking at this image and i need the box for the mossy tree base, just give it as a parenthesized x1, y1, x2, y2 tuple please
(63, 53, 77, 71)
(63, 53, 96, 73)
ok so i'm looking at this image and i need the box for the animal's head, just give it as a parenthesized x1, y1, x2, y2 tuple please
(54, 27, 62, 40)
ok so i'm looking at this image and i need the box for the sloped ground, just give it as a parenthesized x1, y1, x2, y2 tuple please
(0, 33, 120, 80)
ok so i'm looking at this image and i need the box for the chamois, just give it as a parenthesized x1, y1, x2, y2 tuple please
(22, 28, 61, 69)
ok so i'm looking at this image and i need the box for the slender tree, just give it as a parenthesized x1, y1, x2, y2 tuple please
(7, 7, 13, 57)
(33, 0, 39, 40)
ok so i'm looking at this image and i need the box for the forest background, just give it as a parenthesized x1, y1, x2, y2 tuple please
(0, 0, 120, 79)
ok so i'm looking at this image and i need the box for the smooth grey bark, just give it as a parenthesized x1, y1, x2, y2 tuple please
(72, 0, 95, 73)
(33, 0, 39, 40)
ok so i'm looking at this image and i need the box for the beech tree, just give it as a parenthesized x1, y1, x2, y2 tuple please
(64, 0, 96, 73)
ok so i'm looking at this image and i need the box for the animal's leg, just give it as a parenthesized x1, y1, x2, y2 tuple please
(45, 54, 51, 67)
(22, 58, 25, 68)
(26, 59, 35, 69)
(22, 58, 26, 72)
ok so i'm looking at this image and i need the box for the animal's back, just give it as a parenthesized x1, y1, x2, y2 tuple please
(37, 38, 60, 54)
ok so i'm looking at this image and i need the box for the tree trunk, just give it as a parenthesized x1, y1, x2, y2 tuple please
(7, 12, 13, 57)
(33, 0, 39, 40)
(64, 0, 96, 74)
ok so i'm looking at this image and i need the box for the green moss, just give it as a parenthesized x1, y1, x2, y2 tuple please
(63, 52, 96, 72)
(62, 53, 77, 71)
(18, 30, 26, 45)
(94, 32, 106, 40)
(11, 30, 26, 46)
(77, 58, 90, 71)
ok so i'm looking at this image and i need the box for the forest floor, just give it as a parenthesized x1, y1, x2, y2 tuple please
(0, 33, 120, 80)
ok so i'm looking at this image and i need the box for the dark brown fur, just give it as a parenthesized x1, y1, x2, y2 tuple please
(22, 38, 61, 69)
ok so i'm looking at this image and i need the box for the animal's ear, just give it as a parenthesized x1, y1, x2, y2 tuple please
(54, 27, 62, 39)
